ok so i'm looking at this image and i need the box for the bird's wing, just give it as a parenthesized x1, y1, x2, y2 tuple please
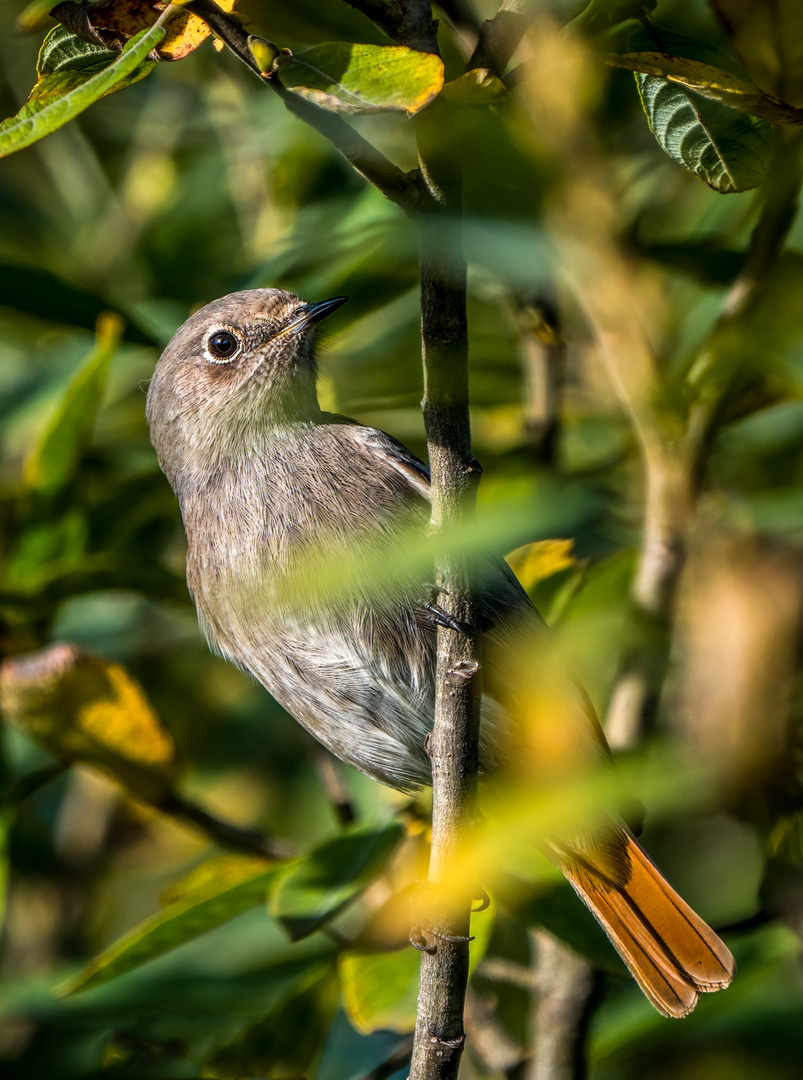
(345, 423, 433, 504)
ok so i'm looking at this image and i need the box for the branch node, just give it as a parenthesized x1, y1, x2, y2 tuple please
(450, 659, 479, 680)
(428, 1033, 466, 1050)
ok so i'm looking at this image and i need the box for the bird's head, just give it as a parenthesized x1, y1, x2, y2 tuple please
(146, 288, 347, 487)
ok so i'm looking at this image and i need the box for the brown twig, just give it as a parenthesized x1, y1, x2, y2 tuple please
(468, 0, 537, 75)
(269, 80, 428, 212)
(314, 747, 357, 827)
(156, 790, 288, 859)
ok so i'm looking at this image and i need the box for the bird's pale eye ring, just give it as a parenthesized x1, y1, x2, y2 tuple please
(204, 329, 242, 364)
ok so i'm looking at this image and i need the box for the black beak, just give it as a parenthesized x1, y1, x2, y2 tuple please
(285, 296, 348, 335)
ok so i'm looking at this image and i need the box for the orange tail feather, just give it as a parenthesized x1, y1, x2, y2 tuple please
(557, 834, 735, 1018)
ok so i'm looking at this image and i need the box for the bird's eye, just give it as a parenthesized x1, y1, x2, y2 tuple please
(206, 330, 241, 362)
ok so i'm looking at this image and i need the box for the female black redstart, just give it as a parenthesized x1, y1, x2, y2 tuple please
(146, 288, 734, 1017)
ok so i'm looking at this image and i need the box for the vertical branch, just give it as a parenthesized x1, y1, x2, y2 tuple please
(607, 130, 803, 750)
(409, 84, 483, 1080)
(525, 932, 594, 1080)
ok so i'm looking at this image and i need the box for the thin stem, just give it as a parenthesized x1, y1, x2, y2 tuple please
(314, 747, 357, 828)
(516, 296, 563, 466)
(156, 790, 288, 859)
(468, 0, 537, 75)
(269, 80, 428, 211)
(409, 108, 483, 1080)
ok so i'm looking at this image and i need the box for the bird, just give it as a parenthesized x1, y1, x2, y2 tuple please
(146, 287, 735, 1018)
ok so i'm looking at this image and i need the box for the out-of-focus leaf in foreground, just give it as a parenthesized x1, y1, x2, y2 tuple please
(0, 23, 163, 159)
(506, 538, 576, 592)
(0, 643, 177, 801)
(23, 312, 122, 498)
(271, 821, 405, 941)
(274, 43, 444, 115)
(58, 854, 280, 995)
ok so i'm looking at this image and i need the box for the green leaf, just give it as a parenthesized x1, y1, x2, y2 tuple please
(712, 0, 803, 107)
(274, 43, 444, 115)
(24, 312, 123, 496)
(38, 23, 118, 76)
(339, 907, 493, 1035)
(271, 821, 405, 942)
(609, 26, 775, 192)
(636, 72, 773, 192)
(0, 24, 163, 160)
(339, 948, 421, 1035)
(58, 855, 281, 995)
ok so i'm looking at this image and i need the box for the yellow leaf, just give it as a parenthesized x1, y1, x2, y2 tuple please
(506, 538, 576, 591)
(0, 643, 177, 801)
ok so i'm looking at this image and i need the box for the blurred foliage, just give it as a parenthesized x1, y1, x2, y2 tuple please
(0, 1, 803, 1078)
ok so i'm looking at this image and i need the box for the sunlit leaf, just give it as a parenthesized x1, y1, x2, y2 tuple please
(58, 854, 281, 995)
(274, 43, 444, 115)
(506, 539, 576, 591)
(24, 312, 123, 497)
(271, 821, 405, 941)
(51, 0, 238, 63)
(712, 0, 803, 107)
(0, 24, 164, 160)
(605, 50, 803, 126)
(0, 644, 177, 801)
(339, 948, 420, 1035)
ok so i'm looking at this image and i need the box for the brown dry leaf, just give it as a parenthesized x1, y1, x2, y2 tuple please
(51, 0, 238, 62)
(0, 643, 177, 800)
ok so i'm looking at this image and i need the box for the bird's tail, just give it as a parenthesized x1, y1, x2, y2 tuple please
(555, 832, 735, 1018)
